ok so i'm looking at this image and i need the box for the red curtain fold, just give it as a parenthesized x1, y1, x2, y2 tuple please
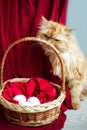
(0, 0, 70, 129)
(0, 0, 68, 81)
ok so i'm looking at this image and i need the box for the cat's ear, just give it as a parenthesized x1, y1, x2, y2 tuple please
(39, 16, 48, 32)
(68, 29, 75, 34)
(41, 16, 48, 23)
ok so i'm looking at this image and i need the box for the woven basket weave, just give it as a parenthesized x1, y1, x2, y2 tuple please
(0, 37, 66, 126)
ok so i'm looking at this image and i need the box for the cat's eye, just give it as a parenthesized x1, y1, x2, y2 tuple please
(54, 39, 60, 41)
(43, 34, 50, 38)
(43, 34, 60, 41)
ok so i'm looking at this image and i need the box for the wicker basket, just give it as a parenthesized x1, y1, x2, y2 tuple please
(0, 37, 66, 126)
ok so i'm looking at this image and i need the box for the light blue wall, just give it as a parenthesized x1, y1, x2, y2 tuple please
(67, 0, 87, 54)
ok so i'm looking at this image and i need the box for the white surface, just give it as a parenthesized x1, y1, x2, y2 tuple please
(62, 97, 87, 130)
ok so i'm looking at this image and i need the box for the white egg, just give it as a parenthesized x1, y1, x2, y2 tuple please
(27, 96, 40, 106)
(13, 94, 26, 104)
(20, 102, 31, 106)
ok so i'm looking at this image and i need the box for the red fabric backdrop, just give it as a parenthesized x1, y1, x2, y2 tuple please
(0, 0, 68, 81)
(0, 0, 71, 130)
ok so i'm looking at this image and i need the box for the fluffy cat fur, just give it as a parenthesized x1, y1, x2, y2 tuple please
(36, 16, 87, 109)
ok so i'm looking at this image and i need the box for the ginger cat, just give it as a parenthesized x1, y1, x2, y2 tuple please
(36, 16, 87, 109)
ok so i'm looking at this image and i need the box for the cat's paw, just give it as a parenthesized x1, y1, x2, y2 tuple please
(80, 94, 85, 101)
(72, 102, 81, 110)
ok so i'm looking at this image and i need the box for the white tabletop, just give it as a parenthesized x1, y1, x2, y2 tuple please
(62, 97, 87, 130)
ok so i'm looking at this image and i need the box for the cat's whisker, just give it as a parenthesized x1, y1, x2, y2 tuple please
(28, 43, 42, 49)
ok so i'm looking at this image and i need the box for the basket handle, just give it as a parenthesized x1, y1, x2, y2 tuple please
(0, 37, 65, 91)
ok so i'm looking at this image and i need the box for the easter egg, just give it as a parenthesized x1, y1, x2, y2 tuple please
(27, 96, 40, 106)
(13, 94, 26, 104)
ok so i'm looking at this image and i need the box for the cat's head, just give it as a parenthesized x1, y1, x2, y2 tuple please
(37, 16, 75, 52)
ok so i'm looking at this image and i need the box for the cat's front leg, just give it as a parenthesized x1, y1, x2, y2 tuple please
(70, 88, 81, 109)
(68, 80, 83, 110)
